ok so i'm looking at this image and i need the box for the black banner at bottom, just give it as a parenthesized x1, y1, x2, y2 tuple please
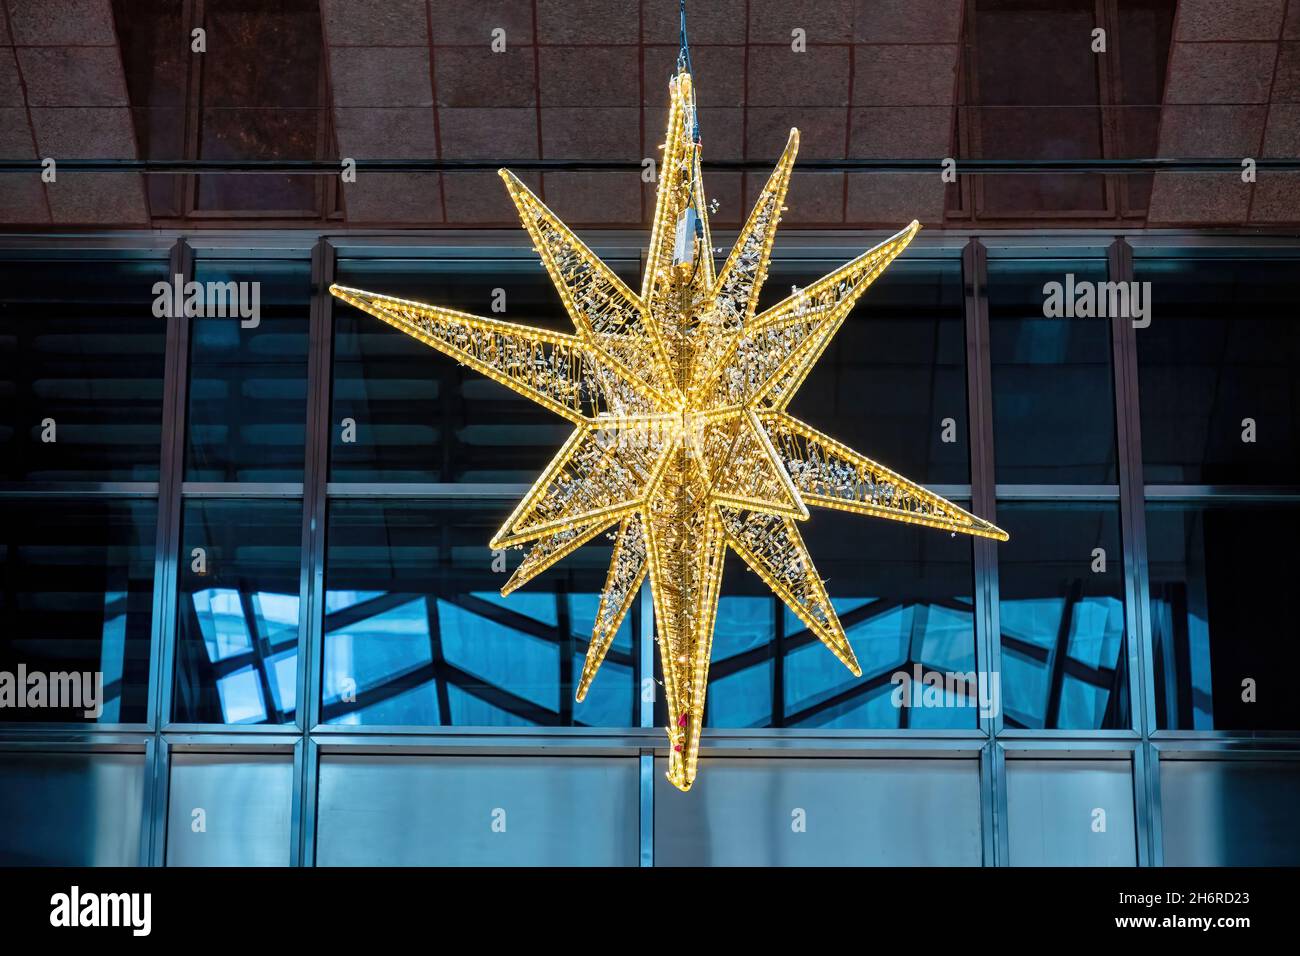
(0, 866, 1289, 941)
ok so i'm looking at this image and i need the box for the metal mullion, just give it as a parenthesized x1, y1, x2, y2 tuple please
(0, 482, 159, 497)
(146, 735, 170, 866)
(143, 238, 193, 865)
(298, 735, 320, 866)
(325, 482, 529, 499)
(293, 238, 335, 865)
(1108, 237, 1158, 866)
(180, 482, 305, 497)
(963, 237, 1006, 866)
(993, 484, 1120, 500)
(1143, 485, 1300, 501)
(289, 735, 306, 867)
(162, 721, 305, 735)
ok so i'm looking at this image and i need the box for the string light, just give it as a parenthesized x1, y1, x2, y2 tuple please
(330, 54, 1007, 793)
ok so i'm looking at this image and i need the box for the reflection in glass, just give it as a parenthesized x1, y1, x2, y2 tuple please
(174, 499, 302, 724)
(996, 502, 1127, 729)
(989, 259, 1117, 484)
(1136, 255, 1300, 484)
(1147, 501, 1300, 731)
(323, 500, 639, 727)
(0, 257, 167, 481)
(0, 498, 156, 723)
(331, 258, 638, 483)
(660, 512, 978, 730)
(758, 256, 969, 485)
(185, 259, 310, 482)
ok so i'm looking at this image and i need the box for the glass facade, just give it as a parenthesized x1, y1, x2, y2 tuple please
(1, 234, 1297, 866)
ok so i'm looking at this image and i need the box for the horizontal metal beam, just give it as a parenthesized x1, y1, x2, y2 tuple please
(2, 158, 1297, 174)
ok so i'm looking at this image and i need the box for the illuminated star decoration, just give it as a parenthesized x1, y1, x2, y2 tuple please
(330, 69, 1008, 792)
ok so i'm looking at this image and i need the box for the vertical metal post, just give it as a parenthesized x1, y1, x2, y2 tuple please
(963, 237, 1006, 865)
(144, 238, 193, 865)
(1108, 236, 1159, 865)
(294, 238, 335, 865)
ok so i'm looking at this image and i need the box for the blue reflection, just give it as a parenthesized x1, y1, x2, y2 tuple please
(192, 588, 253, 662)
(996, 502, 1129, 730)
(267, 648, 297, 716)
(322, 501, 641, 728)
(217, 665, 267, 724)
(1065, 596, 1124, 670)
(323, 598, 433, 705)
(332, 683, 441, 726)
(711, 662, 773, 727)
(446, 684, 532, 726)
(471, 589, 558, 627)
(438, 600, 559, 712)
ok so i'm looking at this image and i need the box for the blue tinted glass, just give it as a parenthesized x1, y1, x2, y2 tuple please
(664, 511, 978, 730)
(330, 257, 637, 483)
(185, 258, 310, 482)
(996, 501, 1128, 729)
(174, 499, 302, 724)
(323, 499, 639, 727)
(0, 257, 167, 481)
(989, 258, 1118, 484)
(0, 498, 156, 723)
(709, 594, 777, 728)
(758, 256, 969, 485)
(1135, 254, 1300, 484)
(790, 515, 976, 729)
(1146, 501, 1300, 730)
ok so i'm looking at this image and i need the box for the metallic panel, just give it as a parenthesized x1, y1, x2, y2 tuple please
(653, 757, 982, 866)
(1006, 758, 1137, 865)
(0, 752, 145, 865)
(1160, 759, 1300, 866)
(166, 753, 293, 866)
(315, 754, 639, 866)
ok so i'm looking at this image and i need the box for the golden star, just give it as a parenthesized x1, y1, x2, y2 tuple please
(331, 70, 1007, 791)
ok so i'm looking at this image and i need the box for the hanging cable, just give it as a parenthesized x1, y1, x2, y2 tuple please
(672, 0, 706, 272)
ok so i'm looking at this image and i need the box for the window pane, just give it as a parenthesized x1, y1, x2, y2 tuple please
(707, 592, 777, 729)
(1136, 255, 1300, 484)
(0, 753, 145, 865)
(1005, 759, 1136, 866)
(330, 258, 637, 483)
(185, 259, 310, 482)
(664, 511, 978, 730)
(174, 499, 302, 724)
(759, 256, 969, 485)
(989, 259, 1117, 484)
(0, 498, 156, 723)
(316, 755, 639, 866)
(654, 757, 982, 866)
(0, 258, 167, 481)
(996, 501, 1128, 730)
(1161, 761, 1300, 866)
(1146, 501, 1300, 731)
(323, 499, 639, 727)
(794, 514, 977, 728)
(166, 754, 293, 866)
